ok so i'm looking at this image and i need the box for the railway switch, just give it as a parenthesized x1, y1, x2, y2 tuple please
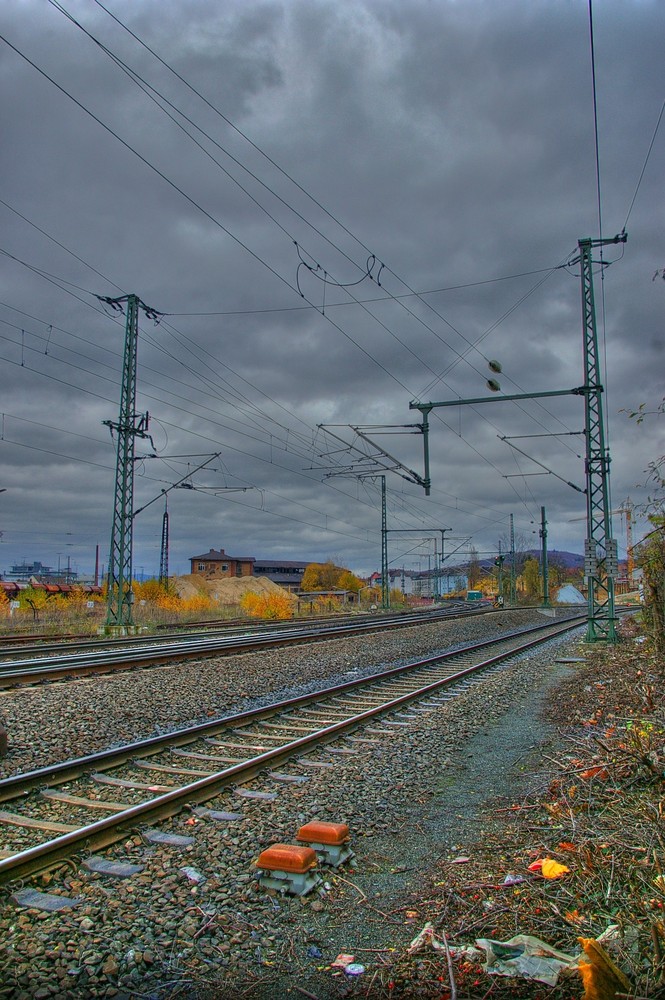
(296, 820, 355, 867)
(255, 843, 322, 896)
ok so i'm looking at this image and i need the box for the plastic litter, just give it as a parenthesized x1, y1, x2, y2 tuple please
(443, 926, 628, 988)
(407, 922, 449, 954)
(180, 866, 206, 884)
(578, 936, 632, 999)
(471, 934, 579, 986)
(331, 953, 355, 969)
(344, 963, 365, 976)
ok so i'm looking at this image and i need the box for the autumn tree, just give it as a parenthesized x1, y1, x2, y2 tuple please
(134, 579, 169, 602)
(240, 590, 294, 620)
(522, 557, 542, 601)
(625, 397, 665, 651)
(301, 560, 355, 591)
(624, 397, 664, 518)
(337, 570, 363, 593)
(636, 523, 665, 654)
(548, 554, 569, 588)
(466, 547, 481, 588)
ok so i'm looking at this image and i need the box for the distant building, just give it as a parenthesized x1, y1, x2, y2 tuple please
(252, 559, 308, 591)
(387, 569, 468, 598)
(8, 561, 53, 581)
(190, 548, 254, 578)
(189, 548, 315, 590)
(7, 561, 78, 584)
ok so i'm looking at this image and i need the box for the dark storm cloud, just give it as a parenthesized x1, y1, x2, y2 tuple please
(0, 0, 662, 580)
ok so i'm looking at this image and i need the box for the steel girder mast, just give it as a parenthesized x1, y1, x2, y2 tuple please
(578, 236, 623, 641)
(159, 501, 169, 590)
(102, 293, 160, 631)
(409, 233, 625, 643)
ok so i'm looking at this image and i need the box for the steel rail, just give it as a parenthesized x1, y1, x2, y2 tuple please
(0, 614, 578, 800)
(0, 604, 485, 660)
(0, 615, 586, 883)
(0, 606, 459, 651)
(0, 605, 499, 685)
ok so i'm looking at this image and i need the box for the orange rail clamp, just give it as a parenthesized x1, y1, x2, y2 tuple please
(296, 821, 355, 867)
(255, 843, 322, 896)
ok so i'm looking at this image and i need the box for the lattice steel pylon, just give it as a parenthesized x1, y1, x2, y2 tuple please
(159, 499, 169, 591)
(380, 475, 389, 609)
(102, 293, 160, 631)
(578, 235, 625, 642)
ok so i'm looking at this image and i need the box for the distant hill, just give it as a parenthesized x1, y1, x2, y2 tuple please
(541, 550, 584, 569)
(448, 550, 584, 572)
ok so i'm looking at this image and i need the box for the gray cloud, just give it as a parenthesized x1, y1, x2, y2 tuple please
(0, 0, 662, 582)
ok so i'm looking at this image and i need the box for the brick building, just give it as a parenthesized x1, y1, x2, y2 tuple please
(190, 548, 255, 578)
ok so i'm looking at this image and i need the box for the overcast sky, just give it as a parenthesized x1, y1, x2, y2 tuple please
(0, 0, 662, 581)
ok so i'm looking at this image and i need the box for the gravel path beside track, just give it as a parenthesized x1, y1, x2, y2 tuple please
(0, 609, 585, 998)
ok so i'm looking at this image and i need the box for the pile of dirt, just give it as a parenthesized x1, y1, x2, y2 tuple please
(172, 574, 296, 606)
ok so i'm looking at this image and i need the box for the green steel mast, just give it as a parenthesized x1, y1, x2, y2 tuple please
(102, 293, 160, 632)
(381, 474, 389, 609)
(578, 236, 623, 641)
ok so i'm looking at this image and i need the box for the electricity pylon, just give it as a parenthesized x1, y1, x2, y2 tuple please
(159, 499, 169, 590)
(409, 233, 626, 643)
(577, 236, 624, 641)
(101, 293, 161, 632)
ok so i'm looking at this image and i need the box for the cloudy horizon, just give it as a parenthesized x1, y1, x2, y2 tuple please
(0, 0, 662, 582)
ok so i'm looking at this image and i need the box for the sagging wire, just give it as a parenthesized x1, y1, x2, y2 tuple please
(295, 243, 383, 313)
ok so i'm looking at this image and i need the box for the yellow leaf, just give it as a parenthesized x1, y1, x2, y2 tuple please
(541, 858, 570, 879)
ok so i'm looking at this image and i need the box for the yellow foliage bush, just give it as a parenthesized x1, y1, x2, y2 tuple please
(134, 579, 169, 602)
(154, 592, 184, 613)
(180, 594, 213, 614)
(240, 591, 293, 620)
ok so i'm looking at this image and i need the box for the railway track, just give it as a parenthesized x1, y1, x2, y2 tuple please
(0, 606, 467, 654)
(0, 603, 496, 686)
(0, 614, 585, 884)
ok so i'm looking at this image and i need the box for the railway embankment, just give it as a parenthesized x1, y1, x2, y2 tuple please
(1, 610, 659, 999)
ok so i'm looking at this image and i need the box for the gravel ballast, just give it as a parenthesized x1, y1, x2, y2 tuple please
(0, 609, 588, 998)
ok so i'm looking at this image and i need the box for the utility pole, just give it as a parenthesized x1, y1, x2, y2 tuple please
(159, 498, 169, 591)
(101, 293, 161, 634)
(433, 537, 438, 600)
(408, 234, 625, 642)
(577, 236, 623, 640)
(540, 505, 551, 607)
(380, 475, 389, 609)
(509, 514, 516, 605)
(494, 543, 505, 603)
(624, 501, 634, 589)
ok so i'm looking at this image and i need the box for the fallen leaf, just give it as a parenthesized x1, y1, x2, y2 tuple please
(541, 859, 570, 879)
(580, 766, 609, 780)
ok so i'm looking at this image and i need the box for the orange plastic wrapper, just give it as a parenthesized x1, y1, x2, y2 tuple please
(578, 936, 632, 1000)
